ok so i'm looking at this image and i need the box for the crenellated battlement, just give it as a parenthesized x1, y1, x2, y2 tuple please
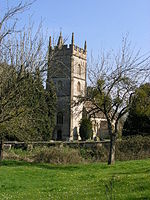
(49, 32, 87, 59)
(72, 44, 87, 59)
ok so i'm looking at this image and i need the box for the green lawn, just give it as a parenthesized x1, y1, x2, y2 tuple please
(0, 159, 150, 200)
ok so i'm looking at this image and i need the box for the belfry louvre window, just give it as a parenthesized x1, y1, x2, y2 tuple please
(57, 112, 63, 124)
(77, 64, 81, 75)
(77, 81, 81, 92)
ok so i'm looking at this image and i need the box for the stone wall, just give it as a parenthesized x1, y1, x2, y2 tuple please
(4, 140, 110, 150)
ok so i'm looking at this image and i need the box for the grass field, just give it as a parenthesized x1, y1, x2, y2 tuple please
(0, 159, 150, 200)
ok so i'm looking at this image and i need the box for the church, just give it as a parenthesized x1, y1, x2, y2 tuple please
(47, 32, 108, 141)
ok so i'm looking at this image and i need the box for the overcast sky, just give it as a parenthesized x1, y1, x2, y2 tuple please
(1, 0, 150, 58)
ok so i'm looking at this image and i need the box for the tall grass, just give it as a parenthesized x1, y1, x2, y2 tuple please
(4, 136, 150, 164)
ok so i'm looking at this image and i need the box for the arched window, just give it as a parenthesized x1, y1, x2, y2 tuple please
(77, 64, 81, 75)
(57, 112, 63, 124)
(57, 130, 62, 140)
(77, 81, 81, 92)
(58, 80, 62, 90)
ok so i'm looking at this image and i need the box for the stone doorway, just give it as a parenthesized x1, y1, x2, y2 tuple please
(57, 130, 62, 140)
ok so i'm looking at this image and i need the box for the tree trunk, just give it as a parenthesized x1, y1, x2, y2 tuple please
(108, 133, 116, 165)
(0, 138, 4, 162)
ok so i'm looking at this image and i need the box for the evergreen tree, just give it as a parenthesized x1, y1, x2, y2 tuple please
(123, 83, 150, 136)
(30, 69, 56, 141)
(45, 80, 57, 139)
(4, 69, 56, 141)
(79, 117, 93, 141)
(26, 69, 52, 141)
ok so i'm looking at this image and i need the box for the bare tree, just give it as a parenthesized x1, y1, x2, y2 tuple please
(0, 1, 48, 160)
(85, 37, 150, 164)
(0, 22, 47, 123)
(0, 1, 34, 44)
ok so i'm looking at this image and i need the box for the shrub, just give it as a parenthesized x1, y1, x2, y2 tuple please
(4, 136, 150, 164)
(116, 135, 150, 160)
(80, 145, 108, 162)
(4, 148, 33, 162)
(79, 117, 93, 141)
(33, 147, 83, 164)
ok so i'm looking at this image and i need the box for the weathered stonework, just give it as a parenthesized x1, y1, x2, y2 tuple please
(47, 32, 110, 141)
(47, 32, 87, 141)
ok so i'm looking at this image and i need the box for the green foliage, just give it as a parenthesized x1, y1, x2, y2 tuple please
(79, 117, 93, 141)
(80, 136, 150, 162)
(133, 83, 150, 116)
(45, 80, 57, 138)
(116, 136, 150, 161)
(2, 68, 56, 142)
(0, 63, 30, 139)
(79, 146, 108, 162)
(25, 69, 56, 141)
(123, 83, 150, 136)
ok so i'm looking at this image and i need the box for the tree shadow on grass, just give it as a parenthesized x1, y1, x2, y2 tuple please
(0, 160, 81, 171)
(112, 168, 150, 175)
(133, 197, 150, 200)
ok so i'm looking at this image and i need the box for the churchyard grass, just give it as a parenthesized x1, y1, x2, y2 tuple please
(0, 159, 150, 200)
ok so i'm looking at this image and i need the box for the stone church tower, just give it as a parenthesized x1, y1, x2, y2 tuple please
(47, 32, 87, 140)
